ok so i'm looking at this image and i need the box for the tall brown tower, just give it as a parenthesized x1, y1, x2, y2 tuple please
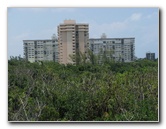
(58, 20, 89, 64)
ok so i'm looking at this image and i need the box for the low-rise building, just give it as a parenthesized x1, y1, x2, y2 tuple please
(146, 52, 155, 60)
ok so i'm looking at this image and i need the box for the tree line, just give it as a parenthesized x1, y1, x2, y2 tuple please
(8, 54, 158, 121)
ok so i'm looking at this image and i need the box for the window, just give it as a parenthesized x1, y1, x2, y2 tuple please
(76, 43, 79, 48)
(112, 46, 115, 49)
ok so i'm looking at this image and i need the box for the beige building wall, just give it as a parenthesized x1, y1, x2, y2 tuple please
(66, 32, 73, 63)
(58, 20, 89, 64)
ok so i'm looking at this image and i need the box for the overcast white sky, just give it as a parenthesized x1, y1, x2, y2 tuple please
(8, 7, 159, 59)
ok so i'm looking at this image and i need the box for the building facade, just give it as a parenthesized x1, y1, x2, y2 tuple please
(89, 35, 135, 62)
(23, 35, 58, 63)
(146, 52, 155, 60)
(58, 20, 89, 64)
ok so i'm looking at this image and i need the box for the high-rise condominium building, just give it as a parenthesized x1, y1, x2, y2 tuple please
(89, 34, 135, 62)
(146, 52, 155, 60)
(58, 20, 89, 64)
(23, 34, 58, 63)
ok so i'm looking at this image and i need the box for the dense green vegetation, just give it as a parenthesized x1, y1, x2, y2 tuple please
(8, 56, 158, 121)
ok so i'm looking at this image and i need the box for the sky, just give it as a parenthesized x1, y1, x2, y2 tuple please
(8, 7, 159, 59)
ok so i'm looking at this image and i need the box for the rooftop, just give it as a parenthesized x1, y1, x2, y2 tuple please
(23, 39, 57, 41)
(89, 37, 135, 40)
